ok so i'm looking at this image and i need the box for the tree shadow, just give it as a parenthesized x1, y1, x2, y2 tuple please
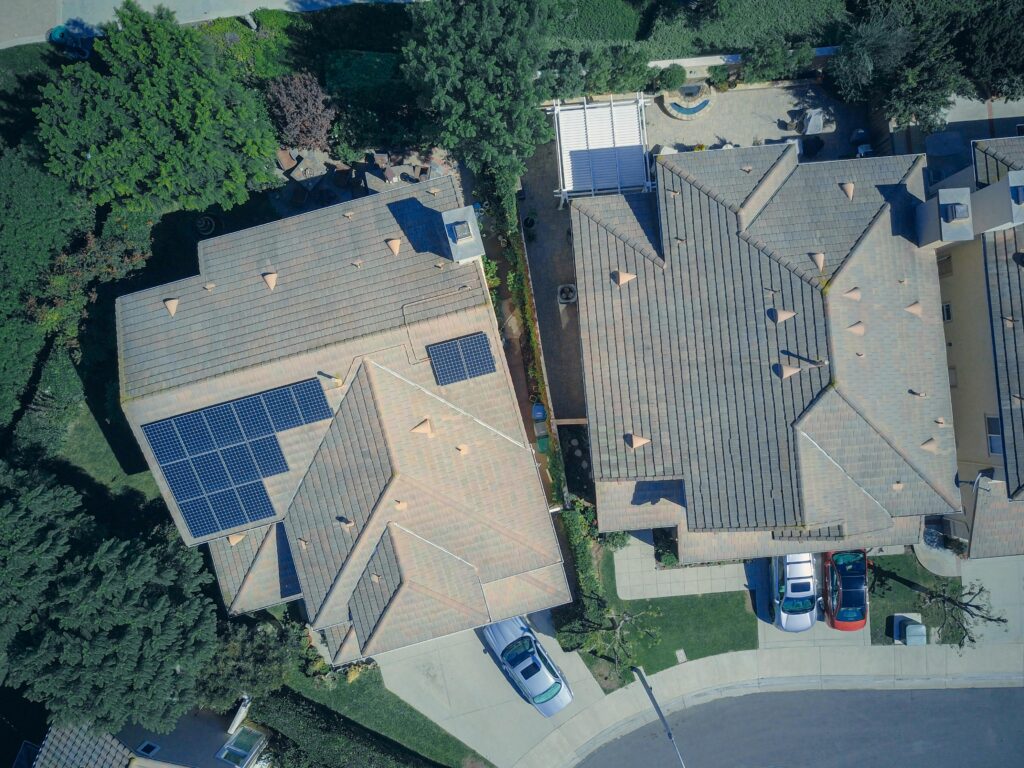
(0, 59, 58, 149)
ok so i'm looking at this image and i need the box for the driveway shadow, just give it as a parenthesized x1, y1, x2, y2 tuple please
(744, 558, 773, 623)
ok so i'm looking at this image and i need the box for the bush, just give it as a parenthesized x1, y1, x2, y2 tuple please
(707, 64, 731, 90)
(197, 13, 302, 82)
(555, 0, 642, 42)
(266, 71, 337, 151)
(12, 347, 84, 451)
(741, 39, 815, 83)
(655, 64, 689, 91)
(252, 690, 430, 768)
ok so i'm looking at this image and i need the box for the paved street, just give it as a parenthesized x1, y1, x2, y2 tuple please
(579, 688, 1024, 768)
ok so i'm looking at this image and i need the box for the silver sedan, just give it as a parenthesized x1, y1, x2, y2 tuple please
(481, 617, 574, 717)
(770, 552, 819, 632)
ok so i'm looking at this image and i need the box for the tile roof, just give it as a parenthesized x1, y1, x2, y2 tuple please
(118, 183, 568, 660)
(975, 138, 1024, 186)
(32, 725, 132, 768)
(572, 144, 957, 557)
(116, 176, 482, 400)
(969, 477, 1024, 558)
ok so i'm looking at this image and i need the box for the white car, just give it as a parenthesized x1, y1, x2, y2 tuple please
(770, 553, 819, 632)
(481, 617, 573, 717)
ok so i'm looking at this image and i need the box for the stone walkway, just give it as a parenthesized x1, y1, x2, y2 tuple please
(611, 531, 746, 599)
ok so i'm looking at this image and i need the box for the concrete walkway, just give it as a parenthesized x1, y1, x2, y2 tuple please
(512, 643, 1024, 768)
(612, 531, 746, 599)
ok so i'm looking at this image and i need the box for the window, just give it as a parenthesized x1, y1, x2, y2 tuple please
(136, 742, 160, 757)
(987, 416, 1004, 456)
(218, 727, 264, 768)
(948, 367, 958, 388)
(938, 254, 953, 278)
(942, 303, 953, 323)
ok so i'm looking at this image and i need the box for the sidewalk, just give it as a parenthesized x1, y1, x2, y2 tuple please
(512, 643, 1024, 768)
(611, 531, 746, 599)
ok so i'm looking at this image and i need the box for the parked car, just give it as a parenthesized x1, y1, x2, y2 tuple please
(823, 549, 869, 631)
(481, 617, 573, 717)
(770, 553, 819, 632)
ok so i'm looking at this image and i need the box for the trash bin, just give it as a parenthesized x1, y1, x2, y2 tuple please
(531, 402, 546, 422)
(903, 621, 927, 646)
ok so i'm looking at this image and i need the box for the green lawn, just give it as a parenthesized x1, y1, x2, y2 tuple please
(595, 548, 757, 679)
(868, 552, 963, 646)
(285, 664, 490, 768)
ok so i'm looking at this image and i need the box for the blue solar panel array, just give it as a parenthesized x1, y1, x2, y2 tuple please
(143, 379, 333, 539)
(426, 332, 497, 386)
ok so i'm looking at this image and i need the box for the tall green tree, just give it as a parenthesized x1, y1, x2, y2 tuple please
(36, 1, 276, 215)
(830, 1, 970, 131)
(197, 620, 297, 713)
(403, 0, 554, 194)
(1, 461, 218, 732)
(955, 0, 1024, 101)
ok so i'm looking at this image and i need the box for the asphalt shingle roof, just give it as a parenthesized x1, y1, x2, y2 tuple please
(32, 726, 131, 768)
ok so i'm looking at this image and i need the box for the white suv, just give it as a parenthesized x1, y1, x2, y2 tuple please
(770, 553, 819, 632)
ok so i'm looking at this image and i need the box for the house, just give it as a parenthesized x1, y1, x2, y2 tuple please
(116, 177, 569, 664)
(571, 142, 963, 563)
(31, 710, 266, 768)
(931, 136, 1024, 558)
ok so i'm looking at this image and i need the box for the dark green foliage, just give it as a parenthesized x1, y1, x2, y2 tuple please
(197, 621, 298, 714)
(36, 1, 277, 215)
(741, 39, 815, 83)
(0, 463, 85, 669)
(11, 347, 84, 450)
(539, 48, 588, 99)
(829, 1, 970, 131)
(655, 64, 689, 91)
(955, 0, 1024, 100)
(403, 0, 554, 184)
(0, 318, 47, 430)
(0, 146, 93, 320)
(706, 64, 732, 90)
(253, 690, 428, 767)
(1, 461, 218, 734)
(540, 43, 655, 99)
(558, 0, 643, 41)
(197, 11, 304, 83)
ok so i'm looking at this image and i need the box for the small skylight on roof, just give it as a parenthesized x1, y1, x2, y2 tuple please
(453, 221, 472, 243)
(943, 202, 969, 222)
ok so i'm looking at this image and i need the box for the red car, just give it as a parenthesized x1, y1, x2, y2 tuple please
(823, 550, 869, 631)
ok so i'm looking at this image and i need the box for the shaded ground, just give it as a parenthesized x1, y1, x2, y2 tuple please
(558, 423, 594, 502)
(519, 140, 586, 421)
(869, 553, 963, 646)
(580, 688, 1024, 768)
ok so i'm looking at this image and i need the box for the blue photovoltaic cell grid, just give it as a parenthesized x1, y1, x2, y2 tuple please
(426, 332, 497, 386)
(142, 378, 332, 539)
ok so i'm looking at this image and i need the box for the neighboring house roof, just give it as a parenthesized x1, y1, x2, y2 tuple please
(969, 477, 1024, 558)
(117, 180, 568, 660)
(573, 143, 958, 560)
(32, 725, 132, 768)
(974, 137, 1024, 186)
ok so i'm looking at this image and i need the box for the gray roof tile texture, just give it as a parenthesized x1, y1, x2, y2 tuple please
(117, 177, 484, 399)
(350, 528, 402, 647)
(32, 726, 132, 768)
(573, 145, 957, 547)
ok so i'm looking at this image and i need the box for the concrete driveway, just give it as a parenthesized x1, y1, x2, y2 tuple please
(376, 610, 604, 768)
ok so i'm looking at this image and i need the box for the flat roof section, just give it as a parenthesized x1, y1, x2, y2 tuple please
(551, 95, 651, 199)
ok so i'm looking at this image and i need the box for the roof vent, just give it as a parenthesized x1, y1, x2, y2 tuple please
(455, 443, 470, 455)
(904, 301, 923, 317)
(394, 500, 408, 511)
(772, 363, 800, 380)
(386, 238, 402, 256)
(934, 416, 947, 426)
(669, 189, 680, 197)
(942, 202, 970, 222)
(855, 351, 865, 358)
(351, 259, 364, 268)
(767, 307, 796, 323)
(843, 287, 862, 301)
(624, 433, 650, 450)
(336, 515, 355, 527)
(227, 533, 246, 546)
(675, 237, 687, 245)
(840, 182, 855, 201)
(612, 270, 637, 287)
(892, 481, 904, 492)
(1014, 394, 1024, 404)
(1004, 315, 1016, 328)
(740, 164, 753, 174)
(909, 389, 927, 398)
(921, 437, 939, 454)
(163, 297, 179, 317)
(203, 282, 216, 292)
(297, 538, 308, 550)
(343, 211, 354, 220)
(427, 187, 441, 196)
(370, 573, 381, 584)
(810, 252, 825, 273)
(846, 321, 866, 336)
(262, 271, 278, 291)
(410, 418, 434, 437)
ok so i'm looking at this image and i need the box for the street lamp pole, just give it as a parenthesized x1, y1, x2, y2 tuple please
(631, 666, 686, 768)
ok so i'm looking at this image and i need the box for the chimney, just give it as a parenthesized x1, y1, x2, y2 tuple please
(970, 169, 1024, 234)
(441, 206, 485, 263)
(916, 187, 973, 245)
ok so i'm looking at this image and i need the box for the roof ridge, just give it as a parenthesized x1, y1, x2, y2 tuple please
(976, 139, 1024, 172)
(227, 524, 276, 614)
(827, 201, 892, 287)
(657, 155, 739, 213)
(571, 194, 663, 264)
(830, 387, 959, 510)
(736, 231, 822, 289)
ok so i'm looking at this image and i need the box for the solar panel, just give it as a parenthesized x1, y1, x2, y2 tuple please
(142, 378, 333, 539)
(426, 332, 497, 386)
(250, 436, 288, 477)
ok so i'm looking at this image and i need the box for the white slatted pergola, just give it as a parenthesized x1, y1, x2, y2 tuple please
(549, 94, 651, 203)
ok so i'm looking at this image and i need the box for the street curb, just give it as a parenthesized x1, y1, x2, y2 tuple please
(511, 656, 1024, 768)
